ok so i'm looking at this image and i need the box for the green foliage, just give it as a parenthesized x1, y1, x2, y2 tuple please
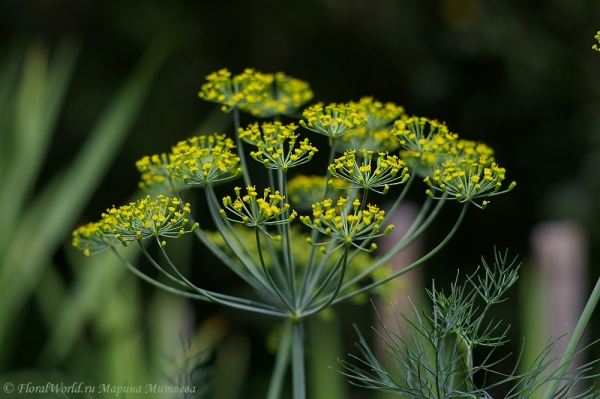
(0, 36, 171, 384)
(338, 250, 600, 399)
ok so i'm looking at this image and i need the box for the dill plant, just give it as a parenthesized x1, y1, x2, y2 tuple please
(338, 250, 600, 399)
(72, 67, 517, 399)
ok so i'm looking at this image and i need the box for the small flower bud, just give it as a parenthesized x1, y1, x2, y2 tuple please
(384, 224, 394, 235)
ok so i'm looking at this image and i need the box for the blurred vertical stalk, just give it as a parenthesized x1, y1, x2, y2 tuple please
(374, 203, 425, 399)
(0, 37, 171, 370)
(523, 220, 589, 398)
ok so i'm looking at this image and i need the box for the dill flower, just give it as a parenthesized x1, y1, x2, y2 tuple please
(348, 97, 405, 130)
(424, 159, 516, 208)
(593, 31, 600, 52)
(198, 68, 273, 112)
(240, 72, 314, 117)
(167, 134, 242, 186)
(136, 153, 187, 193)
(328, 149, 410, 194)
(238, 122, 318, 172)
(287, 175, 349, 210)
(300, 103, 368, 138)
(72, 221, 116, 256)
(392, 116, 457, 155)
(102, 195, 199, 246)
(221, 186, 297, 233)
(336, 127, 400, 153)
(300, 197, 393, 250)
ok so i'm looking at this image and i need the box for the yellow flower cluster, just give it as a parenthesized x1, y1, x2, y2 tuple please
(136, 153, 186, 193)
(72, 221, 116, 257)
(300, 197, 393, 249)
(167, 134, 241, 186)
(336, 127, 400, 153)
(349, 97, 405, 131)
(73, 196, 199, 254)
(238, 122, 318, 172)
(328, 150, 410, 194)
(424, 151, 516, 208)
(221, 186, 297, 232)
(198, 68, 273, 112)
(300, 103, 368, 138)
(240, 72, 314, 117)
(198, 68, 312, 116)
(392, 116, 457, 156)
(102, 195, 198, 246)
(287, 175, 349, 210)
(593, 31, 600, 52)
(392, 116, 515, 207)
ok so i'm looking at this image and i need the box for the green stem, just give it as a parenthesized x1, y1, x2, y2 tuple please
(279, 169, 296, 301)
(255, 227, 295, 312)
(541, 274, 600, 399)
(292, 321, 306, 399)
(300, 245, 347, 310)
(187, 215, 265, 291)
(112, 247, 209, 302)
(302, 244, 349, 317)
(114, 245, 285, 316)
(266, 321, 292, 399)
(306, 141, 337, 245)
(234, 108, 252, 187)
(152, 239, 286, 314)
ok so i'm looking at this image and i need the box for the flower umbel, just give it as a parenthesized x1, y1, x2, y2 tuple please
(393, 116, 457, 156)
(424, 159, 516, 208)
(221, 186, 297, 233)
(238, 122, 318, 172)
(300, 102, 368, 138)
(300, 197, 392, 250)
(167, 134, 241, 186)
(72, 221, 116, 257)
(198, 68, 273, 112)
(348, 97, 405, 131)
(240, 72, 314, 117)
(328, 150, 410, 194)
(102, 195, 198, 246)
(136, 153, 187, 193)
(287, 175, 349, 210)
(336, 127, 400, 153)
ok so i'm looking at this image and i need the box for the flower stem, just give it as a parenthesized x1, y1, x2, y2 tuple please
(292, 320, 306, 399)
(541, 274, 600, 399)
(233, 108, 252, 187)
(266, 321, 292, 399)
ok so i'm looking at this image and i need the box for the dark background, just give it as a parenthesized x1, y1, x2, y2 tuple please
(2, 0, 600, 397)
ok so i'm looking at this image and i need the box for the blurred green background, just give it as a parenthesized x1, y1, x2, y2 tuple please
(1, 0, 600, 398)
